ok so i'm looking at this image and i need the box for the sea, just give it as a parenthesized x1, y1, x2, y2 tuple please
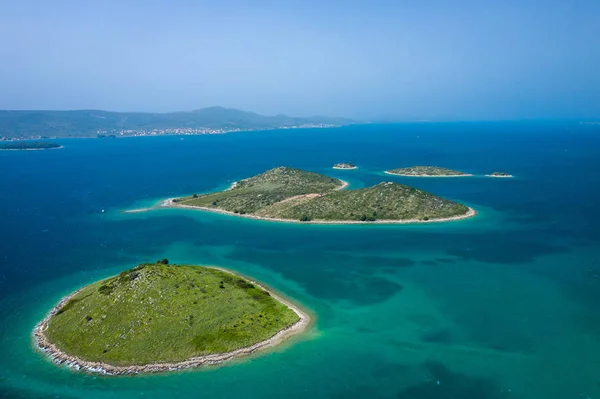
(0, 122, 599, 398)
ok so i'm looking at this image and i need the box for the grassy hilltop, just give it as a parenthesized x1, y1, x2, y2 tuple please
(176, 167, 471, 222)
(43, 263, 299, 366)
(386, 166, 470, 176)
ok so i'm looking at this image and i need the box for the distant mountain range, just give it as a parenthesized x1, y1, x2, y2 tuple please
(0, 107, 353, 139)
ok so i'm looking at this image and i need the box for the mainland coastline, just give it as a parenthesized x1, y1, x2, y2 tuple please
(33, 266, 310, 375)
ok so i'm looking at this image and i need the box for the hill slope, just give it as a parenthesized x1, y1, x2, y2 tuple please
(39, 263, 300, 368)
(257, 182, 470, 221)
(177, 167, 344, 214)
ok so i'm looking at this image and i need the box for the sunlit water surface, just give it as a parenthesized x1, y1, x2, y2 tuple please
(1, 123, 599, 398)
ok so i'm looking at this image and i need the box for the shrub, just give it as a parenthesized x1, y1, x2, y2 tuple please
(192, 194, 198, 198)
(299, 215, 311, 222)
(235, 279, 255, 289)
(423, 216, 430, 221)
(156, 258, 169, 265)
(98, 284, 114, 295)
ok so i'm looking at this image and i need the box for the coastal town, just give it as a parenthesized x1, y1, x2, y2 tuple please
(96, 123, 339, 138)
(0, 123, 341, 141)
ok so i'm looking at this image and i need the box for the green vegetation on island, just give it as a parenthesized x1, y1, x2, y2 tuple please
(176, 167, 344, 214)
(487, 172, 513, 178)
(385, 166, 470, 176)
(255, 182, 469, 222)
(0, 141, 61, 150)
(333, 163, 357, 169)
(174, 167, 472, 223)
(36, 263, 302, 371)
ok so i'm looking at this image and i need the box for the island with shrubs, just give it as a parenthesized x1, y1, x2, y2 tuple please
(333, 163, 357, 170)
(486, 172, 514, 178)
(385, 166, 471, 177)
(0, 141, 62, 150)
(167, 166, 475, 223)
(34, 261, 308, 375)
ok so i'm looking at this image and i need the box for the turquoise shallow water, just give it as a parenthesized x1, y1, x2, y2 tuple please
(1, 123, 600, 398)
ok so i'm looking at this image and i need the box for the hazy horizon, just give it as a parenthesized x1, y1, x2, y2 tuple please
(1, 106, 598, 123)
(1, 0, 599, 120)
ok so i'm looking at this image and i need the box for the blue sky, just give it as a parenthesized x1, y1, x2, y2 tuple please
(0, 0, 598, 120)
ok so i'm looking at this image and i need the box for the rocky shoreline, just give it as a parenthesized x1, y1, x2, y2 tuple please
(332, 164, 357, 170)
(0, 146, 64, 151)
(33, 269, 310, 375)
(384, 171, 473, 177)
(163, 197, 477, 224)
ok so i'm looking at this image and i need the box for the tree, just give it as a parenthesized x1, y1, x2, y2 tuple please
(192, 194, 198, 198)
(299, 215, 311, 222)
(156, 258, 169, 265)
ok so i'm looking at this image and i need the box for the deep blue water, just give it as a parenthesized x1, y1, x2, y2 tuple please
(1, 123, 599, 398)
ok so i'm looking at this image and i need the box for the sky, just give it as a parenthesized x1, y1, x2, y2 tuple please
(0, 0, 599, 120)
